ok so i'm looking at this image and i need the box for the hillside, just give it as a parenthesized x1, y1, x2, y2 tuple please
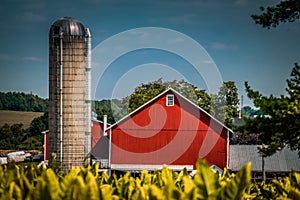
(0, 110, 43, 128)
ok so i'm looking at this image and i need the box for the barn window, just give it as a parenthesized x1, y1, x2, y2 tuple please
(166, 94, 174, 106)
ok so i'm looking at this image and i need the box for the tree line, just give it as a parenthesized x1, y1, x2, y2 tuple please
(94, 79, 240, 128)
(0, 112, 48, 151)
(0, 91, 47, 112)
(0, 92, 48, 150)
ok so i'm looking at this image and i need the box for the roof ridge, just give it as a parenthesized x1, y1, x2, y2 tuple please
(107, 87, 232, 132)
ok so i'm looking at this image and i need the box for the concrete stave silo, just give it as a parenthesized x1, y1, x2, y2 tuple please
(48, 17, 91, 172)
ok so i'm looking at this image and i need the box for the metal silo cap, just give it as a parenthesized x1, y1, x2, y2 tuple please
(49, 17, 86, 36)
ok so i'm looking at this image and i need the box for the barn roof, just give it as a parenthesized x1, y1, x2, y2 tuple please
(229, 145, 300, 172)
(108, 88, 233, 132)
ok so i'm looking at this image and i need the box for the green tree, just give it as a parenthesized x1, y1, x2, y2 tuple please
(0, 123, 28, 149)
(212, 81, 239, 127)
(93, 99, 124, 124)
(239, 63, 300, 156)
(0, 123, 13, 149)
(127, 78, 166, 113)
(0, 112, 48, 150)
(286, 63, 300, 99)
(29, 111, 48, 137)
(195, 89, 212, 114)
(0, 92, 47, 112)
(252, 0, 300, 28)
(125, 79, 213, 114)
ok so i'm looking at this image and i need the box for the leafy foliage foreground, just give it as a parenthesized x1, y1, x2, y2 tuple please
(0, 160, 299, 200)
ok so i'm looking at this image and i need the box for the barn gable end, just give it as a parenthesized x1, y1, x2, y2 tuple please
(106, 88, 231, 170)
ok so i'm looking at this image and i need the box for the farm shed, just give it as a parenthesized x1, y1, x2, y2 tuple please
(229, 145, 300, 180)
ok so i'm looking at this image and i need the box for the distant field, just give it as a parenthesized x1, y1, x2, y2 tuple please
(0, 110, 43, 128)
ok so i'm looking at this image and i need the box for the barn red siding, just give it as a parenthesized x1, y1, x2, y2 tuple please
(91, 120, 110, 160)
(110, 90, 228, 169)
(91, 120, 104, 148)
(44, 131, 49, 161)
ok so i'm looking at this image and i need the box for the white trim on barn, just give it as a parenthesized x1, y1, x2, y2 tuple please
(111, 164, 194, 171)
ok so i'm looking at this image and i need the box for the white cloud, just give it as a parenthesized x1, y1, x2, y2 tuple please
(235, 0, 248, 7)
(128, 30, 150, 39)
(168, 14, 198, 25)
(23, 56, 43, 62)
(16, 12, 47, 22)
(6, 0, 46, 10)
(149, 14, 198, 27)
(210, 42, 238, 50)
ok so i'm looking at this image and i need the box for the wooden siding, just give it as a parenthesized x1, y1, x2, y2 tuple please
(110, 90, 228, 169)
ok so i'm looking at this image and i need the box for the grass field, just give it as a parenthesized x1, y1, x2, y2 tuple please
(0, 110, 43, 128)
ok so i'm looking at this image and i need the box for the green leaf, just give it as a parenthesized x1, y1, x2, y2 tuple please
(181, 176, 199, 200)
(8, 182, 22, 200)
(35, 169, 61, 200)
(193, 160, 220, 199)
(148, 185, 164, 200)
(289, 187, 300, 199)
(99, 185, 115, 200)
(84, 171, 100, 200)
(220, 162, 251, 200)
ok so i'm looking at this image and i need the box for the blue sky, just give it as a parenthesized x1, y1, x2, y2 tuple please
(0, 0, 299, 106)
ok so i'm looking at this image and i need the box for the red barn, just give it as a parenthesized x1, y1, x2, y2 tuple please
(101, 88, 231, 171)
(91, 119, 110, 168)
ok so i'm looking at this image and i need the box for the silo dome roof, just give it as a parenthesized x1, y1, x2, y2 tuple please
(49, 17, 86, 36)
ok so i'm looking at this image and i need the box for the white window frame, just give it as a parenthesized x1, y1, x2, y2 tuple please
(166, 94, 174, 106)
